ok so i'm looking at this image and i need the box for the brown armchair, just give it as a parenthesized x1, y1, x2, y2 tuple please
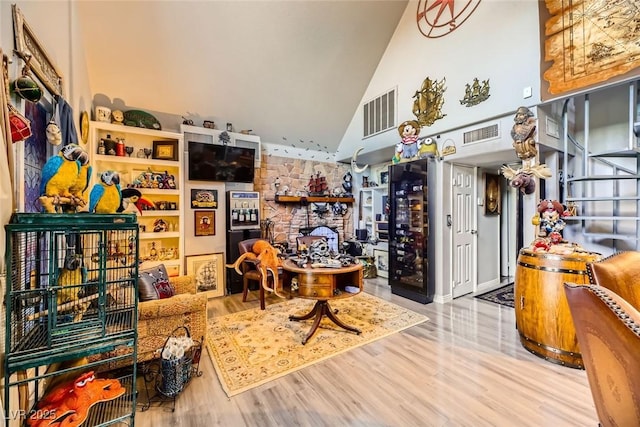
(564, 284, 640, 427)
(586, 251, 640, 309)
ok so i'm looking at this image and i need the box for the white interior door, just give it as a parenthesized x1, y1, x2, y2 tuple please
(452, 164, 476, 298)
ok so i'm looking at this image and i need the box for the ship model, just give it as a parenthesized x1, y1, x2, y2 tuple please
(308, 171, 328, 196)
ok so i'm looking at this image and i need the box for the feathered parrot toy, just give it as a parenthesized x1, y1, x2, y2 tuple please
(68, 149, 92, 209)
(89, 170, 122, 214)
(118, 188, 155, 215)
(40, 144, 90, 213)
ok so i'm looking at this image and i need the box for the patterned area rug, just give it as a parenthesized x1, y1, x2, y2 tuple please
(206, 292, 428, 397)
(475, 283, 514, 308)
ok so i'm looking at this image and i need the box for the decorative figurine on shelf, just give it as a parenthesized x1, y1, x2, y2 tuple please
(418, 137, 439, 158)
(308, 171, 328, 196)
(89, 170, 122, 214)
(39, 144, 91, 213)
(123, 109, 161, 130)
(342, 171, 353, 196)
(397, 120, 422, 160)
(219, 131, 231, 145)
(511, 106, 538, 162)
(153, 218, 169, 232)
(111, 110, 124, 125)
(118, 188, 155, 215)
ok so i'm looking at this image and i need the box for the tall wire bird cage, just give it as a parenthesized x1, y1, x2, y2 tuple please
(4, 213, 139, 426)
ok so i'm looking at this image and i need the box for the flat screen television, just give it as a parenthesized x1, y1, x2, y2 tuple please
(188, 141, 255, 183)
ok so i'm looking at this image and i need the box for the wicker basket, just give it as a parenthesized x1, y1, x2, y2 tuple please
(158, 326, 198, 397)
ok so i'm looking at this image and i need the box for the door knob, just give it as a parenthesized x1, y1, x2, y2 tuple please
(470, 230, 477, 234)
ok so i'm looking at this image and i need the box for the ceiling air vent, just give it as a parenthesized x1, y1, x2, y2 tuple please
(463, 123, 499, 144)
(363, 88, 396, 138)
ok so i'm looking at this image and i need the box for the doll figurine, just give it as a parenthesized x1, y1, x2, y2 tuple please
(397, 120, 421, 160)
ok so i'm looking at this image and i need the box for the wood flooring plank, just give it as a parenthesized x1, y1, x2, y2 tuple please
(133, 278, 598, 426)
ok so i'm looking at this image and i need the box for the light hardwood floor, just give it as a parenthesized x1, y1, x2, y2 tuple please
(134, 279, 598, 426)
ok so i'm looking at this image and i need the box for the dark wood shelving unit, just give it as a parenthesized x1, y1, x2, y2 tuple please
(275, 195, 355, 204)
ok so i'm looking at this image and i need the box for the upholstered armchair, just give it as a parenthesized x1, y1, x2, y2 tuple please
(586, 251, 640, 309)
(564, 284, 640, 427)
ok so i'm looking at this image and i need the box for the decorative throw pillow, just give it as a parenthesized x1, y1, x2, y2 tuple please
(138, 264, 175, 302)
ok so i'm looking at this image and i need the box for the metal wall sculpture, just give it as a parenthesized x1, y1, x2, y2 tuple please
(412, 76, 447, 127)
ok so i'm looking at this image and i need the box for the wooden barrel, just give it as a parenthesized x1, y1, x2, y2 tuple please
(514, 248, 601, 368)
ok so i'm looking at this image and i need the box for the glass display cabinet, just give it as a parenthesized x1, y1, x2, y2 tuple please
(388, 158, 436, 304)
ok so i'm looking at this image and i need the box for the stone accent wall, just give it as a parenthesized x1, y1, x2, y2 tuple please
(254, 154, 354, 249)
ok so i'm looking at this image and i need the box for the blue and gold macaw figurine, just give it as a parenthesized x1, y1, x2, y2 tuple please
(68, 149, 92, 209)
(40, 144, 89, 212)
(89, 170, 122, 214)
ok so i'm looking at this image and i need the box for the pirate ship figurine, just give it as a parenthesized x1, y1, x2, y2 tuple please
(308, 171, 328, 196)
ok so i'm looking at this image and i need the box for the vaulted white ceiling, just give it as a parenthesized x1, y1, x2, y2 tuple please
(77, 1, 408, 157)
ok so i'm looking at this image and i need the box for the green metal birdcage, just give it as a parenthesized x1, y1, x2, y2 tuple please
(3, 213, 139, 427)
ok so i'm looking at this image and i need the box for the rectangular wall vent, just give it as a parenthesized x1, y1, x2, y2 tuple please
(463, 123, 499, 144)
(363, 88, 396, 138)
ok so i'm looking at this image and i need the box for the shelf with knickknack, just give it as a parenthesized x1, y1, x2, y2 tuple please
(89, 120, 185, 276)
(358, 186, 388, 241)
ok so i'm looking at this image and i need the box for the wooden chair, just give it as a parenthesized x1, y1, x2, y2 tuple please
(564, 283, 640, 427)
(237, 238, 282, 310)
(586, 251, 640, 309)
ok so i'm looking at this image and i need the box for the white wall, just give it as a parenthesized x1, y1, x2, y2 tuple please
(336, 0, 542, 161)
(1, 1, 92, 122)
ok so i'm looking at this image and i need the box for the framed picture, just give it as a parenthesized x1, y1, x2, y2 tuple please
(373, 249, 389, 278)
(194, 210, 215, 236)
(373, 164, 390, 186)
(186, 253, 225, 297)
(12, 5, 64, 97)
(485, 173, 501, 215)
(190, 189, 218, 209)
(152, 140, 179, 161)
(380, 171, 389, 185)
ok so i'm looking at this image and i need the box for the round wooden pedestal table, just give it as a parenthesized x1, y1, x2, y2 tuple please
(282, 259, 364, 345)
(514, 248, 601, 368)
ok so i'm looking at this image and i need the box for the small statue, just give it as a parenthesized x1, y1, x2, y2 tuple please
(397, 120, 421, 160)
(533, 199, 567, 239)
(111, 110, 124, 125)
(418, 137, 439, 158)
(511, 106, 537, 161)
(342, 171, 353, 195)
